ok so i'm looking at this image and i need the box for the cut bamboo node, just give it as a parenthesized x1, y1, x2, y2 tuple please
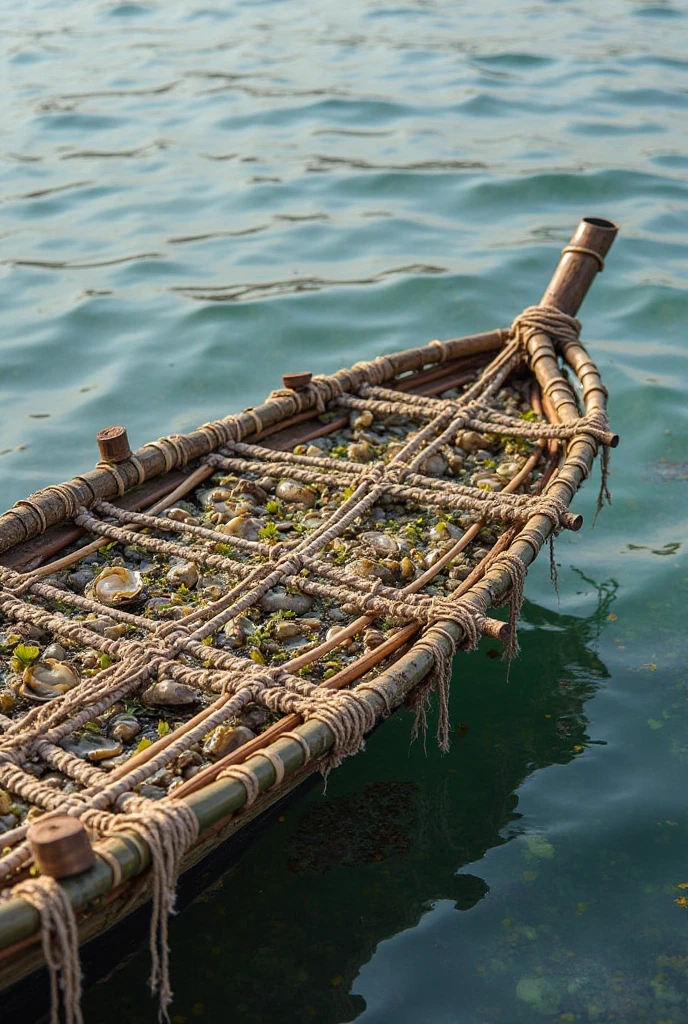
(96, 425, 133, 464)
(481, 617, 510, 642)
(565, 513, 584, 532)
(27, 815, 95, 879)
(281, 372, 312, 391)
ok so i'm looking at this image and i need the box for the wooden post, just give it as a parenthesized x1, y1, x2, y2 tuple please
(281, 372, 312, 391)
(27, 816, 95, 879)
(96, 426, 133, 464)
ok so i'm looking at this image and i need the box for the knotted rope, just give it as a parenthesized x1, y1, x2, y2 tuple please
(491, 553, 528, 666)
(408, 599, 485, 752)
(11, 876, 82, 1024)
(101, 800, 199, 1023)
(510, 305, 582, 355)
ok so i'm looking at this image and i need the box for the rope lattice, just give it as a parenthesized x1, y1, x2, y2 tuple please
(0, 305, 614, 1023)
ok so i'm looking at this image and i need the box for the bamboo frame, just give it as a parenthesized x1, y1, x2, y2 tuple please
(0, 217, 618, 976)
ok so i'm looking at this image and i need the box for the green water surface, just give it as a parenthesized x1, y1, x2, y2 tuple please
(2, 1, 688, 1021)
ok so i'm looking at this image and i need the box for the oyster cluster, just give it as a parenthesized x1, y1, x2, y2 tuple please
(0, 374, 544, 825)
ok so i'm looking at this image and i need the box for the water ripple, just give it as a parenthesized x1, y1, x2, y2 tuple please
(173, 263, 447, 301)
(1, 2, 688, 1021)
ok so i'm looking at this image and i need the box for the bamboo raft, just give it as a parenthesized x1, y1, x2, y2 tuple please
(0, 217, 617, 1022)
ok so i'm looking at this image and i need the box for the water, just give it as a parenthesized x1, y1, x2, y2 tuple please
(2, 1, 688, 1020)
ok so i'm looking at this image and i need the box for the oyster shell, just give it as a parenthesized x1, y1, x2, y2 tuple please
(360, 531, 399, 557)
(63, 733, 124, 762)
(18, 660, 79, 702)
(259, 588, 313, 615)
(166, 561, 199, 589)
(142, 681, 198, 706)
(108, 713, 141, 743)
(351, 558, 395, 586)
(275, 480, 316, 507)
(216, 516, 262, 541)
(203, 725, 255, 761)
(87, 566, 143, 607)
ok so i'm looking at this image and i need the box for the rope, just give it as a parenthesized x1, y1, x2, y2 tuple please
(11, 876, 83, 1024)
(103, 800, 199, 1023)
(561, 245, 605, 271)
(491, 553, 527, 665)
(509, 305, 582, 355)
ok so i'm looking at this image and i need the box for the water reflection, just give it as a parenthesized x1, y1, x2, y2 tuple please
(78, 578, 616, 1024)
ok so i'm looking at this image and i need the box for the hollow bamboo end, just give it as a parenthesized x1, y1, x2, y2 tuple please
(568, 513, 584, 532)
(581, 216, 618, 232)
(540, 216, 619, 315)
(609, 433, 620, 449)
(481, 616, 510, 642)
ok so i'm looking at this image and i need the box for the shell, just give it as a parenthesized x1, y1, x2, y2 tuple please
(446, 452, 465, 474)
(18, 660, 79, 702)
(232, 480, 269, 505)
(351, 558, 395, 586)
(87, 567, 143, 607)
(176, 750, 202, 772)
(166, 561, 199, 589)
(108, 713, 141, 744)
(259, 588, 314, 615)
(274, 621, 304, 640)
(0, 692, 16, 714)
(347, 441, 374, 463)
(142, 681, 199, 707)
(350, 409, 373, 430)
(63, 733, 124, 762)
(165, 507, 197, 525)
(457, 430, 484, 453)
(360, 532, 399, 557)
(43, 643, 67, 662)
(216, 516, 262, 541)
(275, 480, 316, 507)
(363, 629, 385, 650)
(400, 556, 415, 580)
(237, 704, 271, 731)
(203, 725, 255, 761)
(429, 522, 464, 544)
(496, 461, 524, 479)
(421, 454, 448, 477)
(471, 473, 504, 491)
(223, 614, 256, 647)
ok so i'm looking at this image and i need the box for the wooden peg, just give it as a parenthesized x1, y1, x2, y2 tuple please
(281, 372, 312, 391)
(96, 425, 132, 464)
(28, 815, 95, 879)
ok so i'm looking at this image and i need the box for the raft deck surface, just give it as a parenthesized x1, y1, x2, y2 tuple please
(0, 217, 617, 1019)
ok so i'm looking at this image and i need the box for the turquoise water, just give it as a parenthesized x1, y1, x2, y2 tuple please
(2, 1, 688, 1021)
